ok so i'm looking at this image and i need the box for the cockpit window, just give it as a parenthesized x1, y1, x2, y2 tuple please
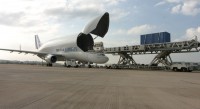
(97, 53, 105, 56)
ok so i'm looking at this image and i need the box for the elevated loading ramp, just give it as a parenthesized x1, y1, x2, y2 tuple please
(104, 37, 200, 66)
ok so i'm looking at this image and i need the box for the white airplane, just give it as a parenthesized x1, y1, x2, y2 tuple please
(0, 12, 110, 67)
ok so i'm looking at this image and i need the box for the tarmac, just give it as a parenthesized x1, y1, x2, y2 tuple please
(0, 64, 200, 109)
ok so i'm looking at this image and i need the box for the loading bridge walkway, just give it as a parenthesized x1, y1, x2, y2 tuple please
(104, 37, 200, 66)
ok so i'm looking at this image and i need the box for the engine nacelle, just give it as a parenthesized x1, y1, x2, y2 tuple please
(44, 55, 57, 63)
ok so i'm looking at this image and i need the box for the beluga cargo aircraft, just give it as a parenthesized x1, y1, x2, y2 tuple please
(0, 12, 110, 67)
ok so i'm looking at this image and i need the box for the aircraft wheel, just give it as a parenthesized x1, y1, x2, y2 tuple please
(47, 63, 52, 67)
(173, 68, 178, 72)
(64, 62, 67, 67)
(181, 68, 187, 72)
(88, 65, 92, 68)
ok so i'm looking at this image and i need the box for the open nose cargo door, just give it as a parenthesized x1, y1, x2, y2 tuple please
(82, 12, 109, 38)
(77, 12, 109, 52)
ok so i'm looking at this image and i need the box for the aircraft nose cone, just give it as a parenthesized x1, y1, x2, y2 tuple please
(104, 56, 109, 63)
(91, 54, 109, 64)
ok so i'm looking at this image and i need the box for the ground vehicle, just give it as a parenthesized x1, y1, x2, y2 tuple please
(170, 62, 193, 72)
(105, 64, 124, 69)
(64, 60, 94, 68)
(93, 42, 104, 52)
(64, 60, 80, 68)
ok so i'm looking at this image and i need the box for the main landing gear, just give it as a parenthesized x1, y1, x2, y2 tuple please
(47, 63, 53, 67)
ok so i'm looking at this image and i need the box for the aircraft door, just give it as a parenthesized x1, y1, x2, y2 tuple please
(82, 12, 109, 38)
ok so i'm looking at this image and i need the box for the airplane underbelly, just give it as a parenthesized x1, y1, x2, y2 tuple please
(63, 52, 108, 63)
(63, 52, 88, 62)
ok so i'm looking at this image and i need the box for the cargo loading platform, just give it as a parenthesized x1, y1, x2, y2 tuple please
(104, 32, 200, 66)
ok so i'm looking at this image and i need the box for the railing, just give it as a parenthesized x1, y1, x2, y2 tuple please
(104, 39, 200, 55)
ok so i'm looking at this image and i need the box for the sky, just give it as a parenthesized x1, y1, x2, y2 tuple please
(0, 0, 200, 64)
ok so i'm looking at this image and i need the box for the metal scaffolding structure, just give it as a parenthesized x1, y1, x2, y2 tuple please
(117, 52, 137, 65)
(104, 37, 200, 66)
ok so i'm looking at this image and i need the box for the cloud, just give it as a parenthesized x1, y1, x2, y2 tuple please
(155, 1, 166, 7)
(166, 0, 181, 3)
(174, 26, 200, 42)
(0, 12, 25, 26)
(0, 0, 129, 41)
(105, 0, 126, 6)
(185, 26, 200, 40)
(156, 0, 200, 16)
(0, 0, 128, 27)
(106, 24, 157, 47)
(127, 24, 157, 35)
(0, 0, 62, 28)
(44, 6, 103, 20)
(45, 0, 128, 21)
(109, 24, 157, 38)
(109, 9, 130, 21)
(155, 0, 181, 7)
(171, 0, 200, 16)
(171, 4, 182, 13)
(0, 0, 129, 53)
(181, 0, 200, 16)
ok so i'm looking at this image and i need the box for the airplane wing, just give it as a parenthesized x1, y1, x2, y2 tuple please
(0, 48, 47, 55)
(0, 48, 65, 61)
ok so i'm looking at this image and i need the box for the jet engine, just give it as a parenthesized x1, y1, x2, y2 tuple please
(44, 55, 57, 63)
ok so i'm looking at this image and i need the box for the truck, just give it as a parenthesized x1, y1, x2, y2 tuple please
(170, 62, 194, 72)
(105, 64, 125, 69)
(64, 60, 80, 68)
(93, 42, 104, 52)
(105, 64, 138, 69)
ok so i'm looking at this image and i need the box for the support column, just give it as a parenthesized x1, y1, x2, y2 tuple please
(117, 52, 137, 65)
(150, 51, 172, 66)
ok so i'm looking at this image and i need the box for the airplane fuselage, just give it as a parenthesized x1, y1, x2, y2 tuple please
(0, 12, 110, 66)
(38, 35, 109, 64)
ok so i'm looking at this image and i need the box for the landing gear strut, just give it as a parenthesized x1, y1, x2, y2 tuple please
(47, 63, 53, 67)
